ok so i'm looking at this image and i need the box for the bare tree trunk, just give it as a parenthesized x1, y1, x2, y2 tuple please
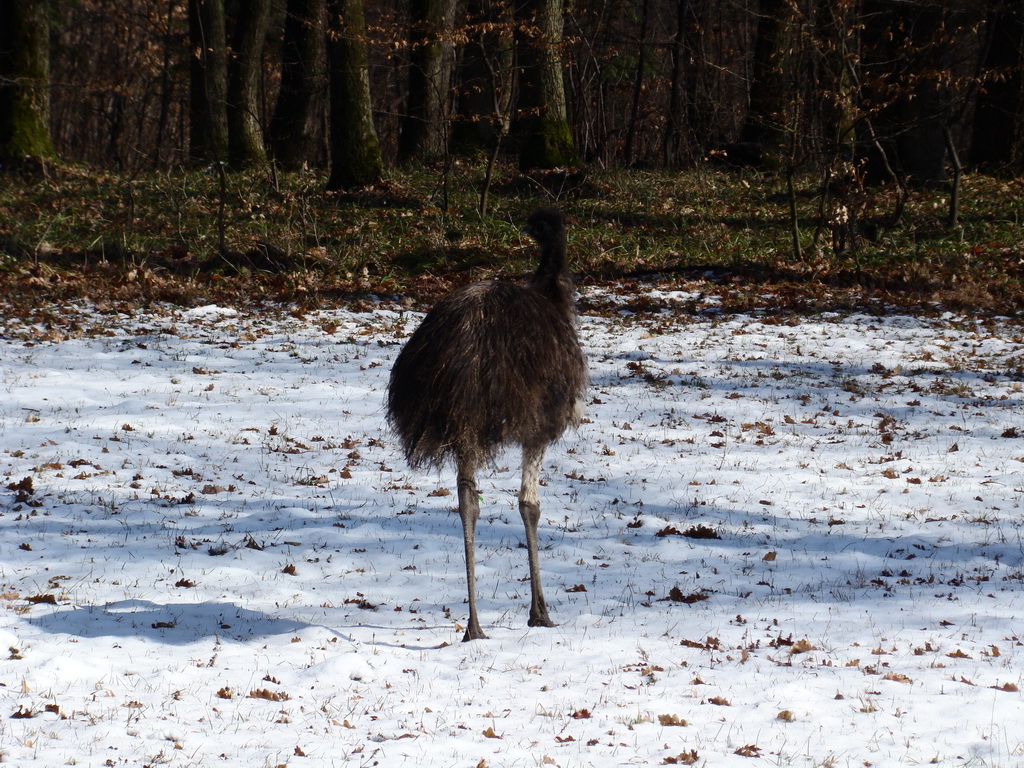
(399, 0, 458, 163)
(228, 0, 271, 167)
(452, 0, 514, 153)
(0, 0, 57, 172)
(326, 0, 382, 190)
(663, 0, 695, 167)
(623, 0, 652, 165)
(971, 1, 1023, 172)
(152, 0, 178, 167)
(944, 124, 962, 228)
(740, 0, 795, 153)
(862, 1, 983, 187)
(786, 100, 802, 261)
(189, 0, 230, 163)
(515, 0, 578, 170)
(817, 0, 858, 156)
(894, 5, 949, 186)
(478, 17, 515, 215)
(271, 0, 328, 170)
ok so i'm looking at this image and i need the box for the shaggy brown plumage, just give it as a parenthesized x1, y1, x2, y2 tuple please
(387, 207, 587, 641)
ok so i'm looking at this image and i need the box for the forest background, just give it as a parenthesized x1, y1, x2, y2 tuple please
(2, 0, 1024, 315)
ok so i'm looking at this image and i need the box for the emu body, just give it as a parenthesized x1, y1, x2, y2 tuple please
(386, 208, 587, 641)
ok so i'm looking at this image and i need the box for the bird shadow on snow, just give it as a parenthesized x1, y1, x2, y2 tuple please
(26, 591, 450, 649)
(27, 599, 324, 645)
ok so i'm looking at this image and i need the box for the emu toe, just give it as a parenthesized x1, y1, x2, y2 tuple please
(527, 612, 556, 629)
(462, 625, 488, 642)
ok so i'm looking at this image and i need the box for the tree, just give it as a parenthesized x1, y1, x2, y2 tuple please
(664, 0, 686, 166)
(2, 0, 1009, 179)
(227, 0, 271, 167)
(451, 0, 515, 154)
(892, 5, 953, 185)
(515, 0, 578, 170)
(816, 0, 859, 157)
(188, 0, 230, 163)
(0, 0, 57, 171)
(860, 1, 984, 186)
(270, 0, 328, 170)
(740, 0, 796, 153)
(398, 0, 458, 163)
(623, 0, 653, 165)
(662, 0, 704, 166)
(972, 1, 1024, 172)
(326, 0, 382, 190)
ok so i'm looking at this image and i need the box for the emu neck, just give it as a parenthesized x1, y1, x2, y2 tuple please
(527, 232, 573, 309)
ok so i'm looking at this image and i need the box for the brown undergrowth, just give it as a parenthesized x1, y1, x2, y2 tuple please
(3, 164, 1023, 322)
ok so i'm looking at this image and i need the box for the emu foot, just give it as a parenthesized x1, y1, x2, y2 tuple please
(462, 622, 488, 642)
(527, 612, 556, 629)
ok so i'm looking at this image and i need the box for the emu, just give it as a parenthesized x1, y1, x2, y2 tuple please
(386, 207, 587, 641)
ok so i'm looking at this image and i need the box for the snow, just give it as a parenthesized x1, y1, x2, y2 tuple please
(2, 294, 1024, 767)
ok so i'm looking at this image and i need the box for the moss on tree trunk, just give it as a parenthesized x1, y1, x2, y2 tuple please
(0, 0, 57, 171)
(228, 0, 270, 168)
(270, 0, 328, 170)
(515, 0, 578, 170)
(398, 0, 457, 163)
(326, 0, 382, 190)
(189, 0, 230, 164)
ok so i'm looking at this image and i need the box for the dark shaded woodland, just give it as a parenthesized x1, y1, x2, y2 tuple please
(1, 0, 1022, 184)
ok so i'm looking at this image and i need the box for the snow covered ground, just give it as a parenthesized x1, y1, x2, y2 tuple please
(2, 292, 1024, 768)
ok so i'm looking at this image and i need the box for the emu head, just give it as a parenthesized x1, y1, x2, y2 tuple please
(521, 207, 565, 245)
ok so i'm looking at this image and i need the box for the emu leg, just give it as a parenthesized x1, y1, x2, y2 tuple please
(520, 446, 555, 628)
(457, 462, 487, 641)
